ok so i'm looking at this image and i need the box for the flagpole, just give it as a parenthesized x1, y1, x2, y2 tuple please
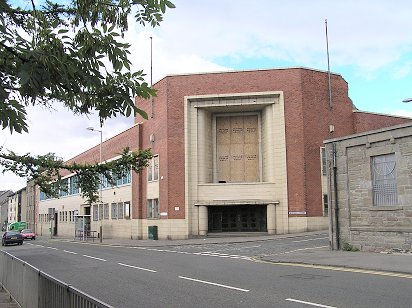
(325, 19, 333, 110)
(150, 36, 154, 118)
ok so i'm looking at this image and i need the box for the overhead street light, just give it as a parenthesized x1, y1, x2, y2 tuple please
(87, 126, 103, 243)
(402, 98, 412, 103)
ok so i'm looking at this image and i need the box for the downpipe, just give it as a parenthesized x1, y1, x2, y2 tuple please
(333, 143, 340, 250)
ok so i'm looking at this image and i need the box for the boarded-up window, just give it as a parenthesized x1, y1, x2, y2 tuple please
(216, 115, 259, 183)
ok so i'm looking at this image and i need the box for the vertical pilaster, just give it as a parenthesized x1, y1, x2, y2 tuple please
(199, 205, 208, 235)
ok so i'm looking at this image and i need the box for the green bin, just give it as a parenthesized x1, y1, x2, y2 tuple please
(148, 226, 158, 240)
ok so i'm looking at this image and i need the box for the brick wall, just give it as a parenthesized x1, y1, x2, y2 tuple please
(135, 67, 411, 222)
(353, 111, 411, 133)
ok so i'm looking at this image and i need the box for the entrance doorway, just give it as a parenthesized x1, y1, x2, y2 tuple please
(53, 212, 58, 236)
(208, 205, 267, 232)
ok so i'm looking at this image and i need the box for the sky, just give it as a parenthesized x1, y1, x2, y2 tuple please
(1, 0, 412, 191)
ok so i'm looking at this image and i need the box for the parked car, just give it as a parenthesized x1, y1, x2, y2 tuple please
(2, 231, 23, 246)
(20, 229, 36, 240)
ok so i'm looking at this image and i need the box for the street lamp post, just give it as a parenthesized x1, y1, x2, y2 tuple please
(87, 126, 103, 243)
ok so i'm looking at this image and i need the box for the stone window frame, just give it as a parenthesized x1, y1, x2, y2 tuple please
(212, 112, 263, 184)
(147, 155, 159, 182)
(367, 146, 399, 208)
(147, 198, 159, 219)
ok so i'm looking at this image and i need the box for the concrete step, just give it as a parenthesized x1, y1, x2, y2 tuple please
(206, 232, 268, 238)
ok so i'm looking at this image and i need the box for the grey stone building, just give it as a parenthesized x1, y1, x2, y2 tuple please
(325, 121, 412, 252)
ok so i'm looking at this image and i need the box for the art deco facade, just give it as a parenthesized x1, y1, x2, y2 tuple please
(37, 68, 411, 239)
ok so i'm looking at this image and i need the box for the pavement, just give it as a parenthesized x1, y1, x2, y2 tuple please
(41, 230, 412, 276)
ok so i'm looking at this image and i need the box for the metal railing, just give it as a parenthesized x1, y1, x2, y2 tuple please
(0, 250, 113, 308)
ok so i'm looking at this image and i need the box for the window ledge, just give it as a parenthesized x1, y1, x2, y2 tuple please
(350, 226, 412, 233)
(369, 206, 407, 211)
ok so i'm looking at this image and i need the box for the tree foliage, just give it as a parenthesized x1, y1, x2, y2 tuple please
(0, 0, 174, 202)
(0, 147, 152, 204)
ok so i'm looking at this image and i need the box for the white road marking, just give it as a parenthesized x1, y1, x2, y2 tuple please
(293, 237, 329, 243)
(118, 263, 157, 273)
(63, 250, 78, 255)
(178, 276, 250, 292)
(282, 246, 329, 255)
(83, 255, 106, 261)
(46, 247, 58, 250)
(202, 245, 261, 254)
(285, 298, 336, 308)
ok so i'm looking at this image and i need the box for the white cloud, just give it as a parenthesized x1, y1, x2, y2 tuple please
(0, 105, 133, 191)
(390, 109, 412, 118)
(148, 0, 412, 76)
(2, 0, 412, 191)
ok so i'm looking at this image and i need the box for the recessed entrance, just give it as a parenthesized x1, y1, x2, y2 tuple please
(208, 205, 267, 232)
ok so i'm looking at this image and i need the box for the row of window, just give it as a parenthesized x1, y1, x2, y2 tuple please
(39, 174, 80, 200)
(59, 211, 76, 223)
(40, 171, 131, 201)
(92, 201, 130, 221)
(39, 214, 51, 222)
(71, 199, 159, 221)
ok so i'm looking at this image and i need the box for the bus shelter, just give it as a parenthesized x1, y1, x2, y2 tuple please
(74, 215, 96, 241)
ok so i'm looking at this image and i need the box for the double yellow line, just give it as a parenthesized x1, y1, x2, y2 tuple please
(253, 258, 412, 279)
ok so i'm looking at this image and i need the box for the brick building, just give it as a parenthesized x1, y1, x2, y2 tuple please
(37, 67, 411, 239)
(325, 122, 412, 252)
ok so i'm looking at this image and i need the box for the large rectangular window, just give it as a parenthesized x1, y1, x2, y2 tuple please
(147, 199, 159, 218)
(124, 201, 130, 219)
(99, 204, 103, 220)
(59, 179, 69, 197)
(372, 153, 397, 206)
(69, 175, 80, 195)
(111, 203, 117, 220)
(216, 115, 259, 183)
(93, 204, 98, 221)
(104, 203, 109, 219)
(118, 203, 124, 219)
(148, 155, 159, 182)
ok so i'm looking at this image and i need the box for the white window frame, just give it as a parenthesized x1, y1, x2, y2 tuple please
(148, 155, 159, 182)
(118, 202, 124, 219)
(147, 199, 159, 219)
(93, 204, 98, 221)
(111, 203, 117, 220)
(104, 203, 109, 219)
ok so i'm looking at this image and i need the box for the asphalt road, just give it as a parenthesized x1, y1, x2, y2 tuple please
(2, 233, 412, 307)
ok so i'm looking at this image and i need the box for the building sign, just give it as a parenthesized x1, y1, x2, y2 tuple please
(288, 211, 307, 215)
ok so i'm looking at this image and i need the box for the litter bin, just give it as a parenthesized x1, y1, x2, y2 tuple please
(148, 226, 158, 240)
